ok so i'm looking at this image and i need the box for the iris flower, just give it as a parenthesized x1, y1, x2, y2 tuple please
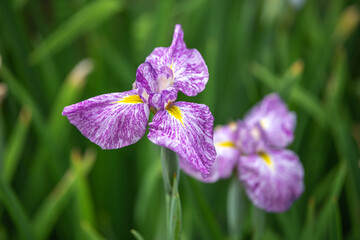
(63, 25, 216, 176)
(182, 94, 304, 212)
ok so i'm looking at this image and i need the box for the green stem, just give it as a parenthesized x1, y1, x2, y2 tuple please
(227, 176, 246, 240)
(160, 147, 182, 240)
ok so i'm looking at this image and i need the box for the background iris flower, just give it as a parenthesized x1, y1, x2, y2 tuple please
(182, 93, 304, 212)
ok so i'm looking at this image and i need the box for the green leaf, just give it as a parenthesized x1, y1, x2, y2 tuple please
(131, 229, 145, 240)
(2, 107, 31, 182)
(0, 178, 33, 240)
(81, 221, 106, 240)
(32, 149, 96, 240)
(29, 0, 124, 64)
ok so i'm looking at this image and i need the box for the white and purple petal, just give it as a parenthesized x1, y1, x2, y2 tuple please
(135, 62, 158, 94)
(62, 90, 150, 149)
(181, 124, 239, 182)
(244, 94, 296, 148)
(238, 148, 304, 212)
(171, 47, 209, 96)
(148, 101, 216, 176)
(145, 24, 209, 97)
(148, 87, 178, 111)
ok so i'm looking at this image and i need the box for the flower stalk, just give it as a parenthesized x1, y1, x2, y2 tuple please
(161, 147, 182, 240)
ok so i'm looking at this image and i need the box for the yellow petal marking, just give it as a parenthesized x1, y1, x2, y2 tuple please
(217, 141, 236, 147)
(167, 105, 184, 126)
(113, 95, 143, 104)
(259, 152, 273, 166)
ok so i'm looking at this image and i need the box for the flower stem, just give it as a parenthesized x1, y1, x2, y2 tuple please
(227, 176, 246, 240)
(161, 147, 182, 240)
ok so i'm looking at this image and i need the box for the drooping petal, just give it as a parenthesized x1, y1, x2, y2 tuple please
(145, 24, 209, 97)
(238, 148, 304, 212)
(181, 124, 239, 182)
(244, 94, 296, 148)
(62, 90, 150, 149)
(148, 101, 216, 176)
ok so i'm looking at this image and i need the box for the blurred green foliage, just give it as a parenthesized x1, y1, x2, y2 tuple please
(0, 0, 360, 239)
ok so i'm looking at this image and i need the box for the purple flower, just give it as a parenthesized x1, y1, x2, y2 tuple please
(238, 148, 304, 212)
(243, 93, 296, 150)
(181, 93, 304, 212)
(63, 25, 216, 176)
(181, 123, 239, 182)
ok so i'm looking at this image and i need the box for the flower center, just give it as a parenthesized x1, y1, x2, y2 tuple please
(156, 66, 174, 93)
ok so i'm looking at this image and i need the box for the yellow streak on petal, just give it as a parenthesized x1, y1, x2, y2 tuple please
(113, 95, 144, 104)
(259, 152, 273, 166)
(167, 105, 184, 126)
(216, 141, 236, 147)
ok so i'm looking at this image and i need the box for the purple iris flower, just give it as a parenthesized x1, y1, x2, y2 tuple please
(62, 25, 216, 176)
(182, 93, 304, 212)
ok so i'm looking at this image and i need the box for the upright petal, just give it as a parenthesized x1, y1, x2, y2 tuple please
(238, 148, 304, 212)
(145, 24, 209, 97)
(236, 121, 267, 155)
(135, 62, 158, 94)
(181, 124, 239, 182)
(244, 94, 296, 148)
(62, 90, 150, 149)
(148, 101, 216, 176)
(171, 48, 209, 96)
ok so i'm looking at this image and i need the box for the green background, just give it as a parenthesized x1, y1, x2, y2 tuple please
(0, 0, 359, 239)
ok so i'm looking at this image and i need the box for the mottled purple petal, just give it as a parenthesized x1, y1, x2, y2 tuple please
(244, 94, 296, 148)
(148, 101, 216, 176)
(135, 62, 158, 94)
(181, 124, 239, 182)
(145, 24, 209, 97)
(62, 90, 150, 149)
(171, 48, 209, 96)
(149, 87, 178, 111)
(238, 148, 304, 212)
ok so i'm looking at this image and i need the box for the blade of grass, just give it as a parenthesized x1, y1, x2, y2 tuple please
(130, 229, 145, 240)
(0, 64, 46, 139)
(81, 221, 106, 240)
(71, 148, 96, 226)
(32, 149, 96, 240)
(300, 197, 315, 240)
(314, 162, 346, 240)
(183, 177, 223, 240)
(2, 107, 31, 182)
(251, 61, 327, 127)
(0, 178, 33, 240)
(29, 0, 124, 64)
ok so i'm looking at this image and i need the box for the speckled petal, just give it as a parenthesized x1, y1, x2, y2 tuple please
(148, 101, 216, 176)
(135, 62, 158, 94)
(238, 148, 304, 212)
(181, 124, 239, 182)
(171, 48, 209, 96)
(62, 90, 150, 149)
(244, 94, 296, 148)
(149, 87, 178, 111)
(145, 24, 209, 97)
